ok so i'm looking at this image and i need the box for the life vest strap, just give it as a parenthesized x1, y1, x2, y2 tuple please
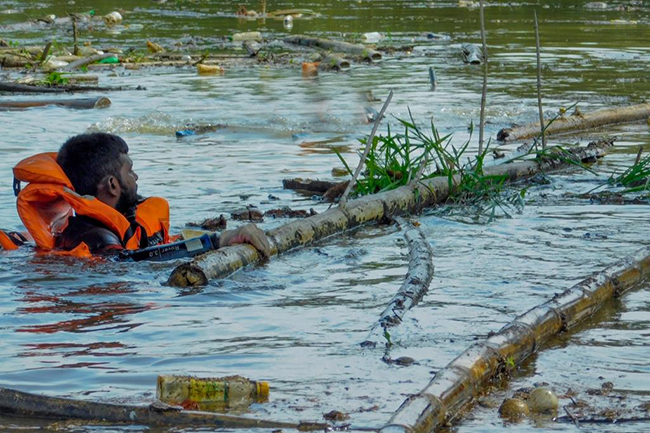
(13, 178, 21, 197)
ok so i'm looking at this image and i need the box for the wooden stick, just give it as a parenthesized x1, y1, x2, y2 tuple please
(380, 246, 650, 433)
(478, 0, 488, 155)
(534, 10, 546, 149)
(339, 90, 393, 208)
(168, 141, 613, 287)
(497, 103, 650, 142)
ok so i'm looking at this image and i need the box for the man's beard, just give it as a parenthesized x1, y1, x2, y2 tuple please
(115, 179, 141, 215)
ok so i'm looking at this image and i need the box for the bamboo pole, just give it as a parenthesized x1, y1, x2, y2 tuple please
(478, 0, 488, 155)
(380, 246, 650, 433)
(497, 103, 650, 142)
(534, 11, 546, 149)
(0, 387, 327, 430)
(168, 141, 613, 287)
(0, 96, 111, 110)
(284, 35, 382, 61)
(362, 217, 434, 347)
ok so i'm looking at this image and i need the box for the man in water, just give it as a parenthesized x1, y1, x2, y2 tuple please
(55, 132, 270, 257)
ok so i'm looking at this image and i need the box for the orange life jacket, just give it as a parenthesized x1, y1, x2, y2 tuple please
(10, 152, 171, 257)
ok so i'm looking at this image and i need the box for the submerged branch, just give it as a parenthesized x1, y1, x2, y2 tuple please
(362, 217, 434, 348)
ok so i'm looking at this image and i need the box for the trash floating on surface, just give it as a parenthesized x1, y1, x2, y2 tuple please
(284, 15, 294, 29)
(499, 398, 530, 421)
(147, 40, 164, 53)
(527, 387, 559, 413)
(461, 43, 483, 64)
(302, 61, 319, 77)
(197, 64, 224, 75)
(157, 375, 270, 411)
(232, 32, 262, 42)
(104, 11, 123, 26)
(362, 32, 383, 43)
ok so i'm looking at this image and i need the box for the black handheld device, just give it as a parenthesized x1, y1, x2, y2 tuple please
(120, 233, 220, 262)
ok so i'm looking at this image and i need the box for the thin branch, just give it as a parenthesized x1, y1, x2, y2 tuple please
(534, 10, 546, 149)
(339, 90, 394, 208)
(478, 0, 488, 155)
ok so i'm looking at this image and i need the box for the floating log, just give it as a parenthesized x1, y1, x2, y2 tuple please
(0, 96, 111, 110)
(379, 246, 650, 433)
(0, 387, 327, 430)
(282, 178, 340, 194)
(0, 81, 144, 93)
(284, 35, 382, 61)
(497, 103, 650, 142)
(168, 140, 612, 287)
(362, 217, 434, 347)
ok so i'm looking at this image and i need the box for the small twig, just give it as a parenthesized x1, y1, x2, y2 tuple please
(534, 10, 546, 149)
(39, 41, 52, 65)
(563, 406, 580, 428)
(72, 17, 79, 56)
(478, 0, 488, 155)
(635, 146, 643, 165)
(409, 155, 429, 190)
(339, 90, 394, 208)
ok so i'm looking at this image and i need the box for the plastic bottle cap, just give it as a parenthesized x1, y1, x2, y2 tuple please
(257, 381, 270, 396)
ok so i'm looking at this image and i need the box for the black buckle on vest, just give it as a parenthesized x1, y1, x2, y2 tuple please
(13, 178, 21, 197)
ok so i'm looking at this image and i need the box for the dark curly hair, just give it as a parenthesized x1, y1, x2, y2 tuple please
(57, 133, 129, 196)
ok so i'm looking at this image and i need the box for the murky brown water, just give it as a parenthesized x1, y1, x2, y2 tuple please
(1, 0, 649, 432)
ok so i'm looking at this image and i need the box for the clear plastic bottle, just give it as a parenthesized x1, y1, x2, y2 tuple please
(157, 375, 270, 411)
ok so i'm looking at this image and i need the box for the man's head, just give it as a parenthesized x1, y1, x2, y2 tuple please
(57, 133, 139, 213)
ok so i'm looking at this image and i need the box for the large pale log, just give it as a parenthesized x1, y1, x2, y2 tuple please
(380, 246, 650, 433)
(497, 103, 650, 142)
(0, 387, 325, 430)
(0, 96, 111, 110)
(168, 140, 612, 287)
(284, 35, 381, 61)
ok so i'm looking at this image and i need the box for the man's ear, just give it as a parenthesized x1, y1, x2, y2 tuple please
(102, 175, 121, 198)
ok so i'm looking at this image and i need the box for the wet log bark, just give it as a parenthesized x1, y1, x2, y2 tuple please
(497, 103, 650, 142)
(168, 140, 612, 287)
(362, 217, 434, 347)
(0, 96, 111, 110)
(284, 35, 382, 61)
(0, 387, 325, 430)
(380, 247, 650, 433)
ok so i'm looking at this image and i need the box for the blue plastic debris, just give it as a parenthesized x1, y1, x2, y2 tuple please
(176, 130, 196, 137)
